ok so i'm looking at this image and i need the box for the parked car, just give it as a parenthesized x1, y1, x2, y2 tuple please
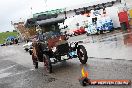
(63, 15, 88, 36)
(0, 43, 6, 46)
(73, 27, 86, 36)
(23, 42, 32, 52)
(5, 36, 16, 45)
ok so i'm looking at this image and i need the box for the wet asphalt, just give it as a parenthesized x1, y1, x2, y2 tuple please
(0, 30, 132, 88)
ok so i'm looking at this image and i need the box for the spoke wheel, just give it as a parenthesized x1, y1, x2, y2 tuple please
(33, 61, 38, 69)
(43, 54, 52, 73)
(32, 53, 38, 69)
(77, 45, 88, 64)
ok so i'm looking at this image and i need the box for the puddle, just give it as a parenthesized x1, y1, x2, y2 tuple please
(124, 33, 132, 46)
(83, 32, 132, 60)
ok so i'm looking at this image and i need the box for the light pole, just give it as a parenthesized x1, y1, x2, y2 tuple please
(122, 0, 128, 11)
(44, 0, 47, 7)
(44, 0, 48, 11)
(30, 7, 33, 18)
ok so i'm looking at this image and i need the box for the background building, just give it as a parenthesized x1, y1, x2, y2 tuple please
(33, 0, 129, 29)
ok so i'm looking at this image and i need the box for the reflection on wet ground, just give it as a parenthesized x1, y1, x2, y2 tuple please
(124, 33, 132, 46)
(80, 31, 132, 60)
(83, 31, 132, 46)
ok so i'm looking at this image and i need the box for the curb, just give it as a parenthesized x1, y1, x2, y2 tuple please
(89, 57, 132, 61)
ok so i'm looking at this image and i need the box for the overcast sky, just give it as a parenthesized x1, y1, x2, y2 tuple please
(0, 0, 95, 32)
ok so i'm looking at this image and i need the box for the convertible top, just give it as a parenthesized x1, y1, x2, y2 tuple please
(25, 18, 37, 28)
(37, 17, 65, 25)
(25, 17, 64, 27)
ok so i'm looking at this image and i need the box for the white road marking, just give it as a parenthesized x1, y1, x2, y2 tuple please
(0, 68, 34, 79)
(0, 73, 12, 79)
(0, 65, 16, 73)
(6, 69, 35, 78)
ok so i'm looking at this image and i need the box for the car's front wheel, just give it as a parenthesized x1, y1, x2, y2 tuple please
(77, 45, 88, 64)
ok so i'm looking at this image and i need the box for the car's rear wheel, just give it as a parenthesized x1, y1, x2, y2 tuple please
(43, 54, 52, 73)
(33, 61, 38, 69)
(32, 54, 38, 69)
(86, 32, 90, 36)
(25, 48, 29, 52)
(74, 33, 78, 36)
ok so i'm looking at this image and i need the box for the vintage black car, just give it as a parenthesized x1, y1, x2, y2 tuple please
(25, 14, 88, 73)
